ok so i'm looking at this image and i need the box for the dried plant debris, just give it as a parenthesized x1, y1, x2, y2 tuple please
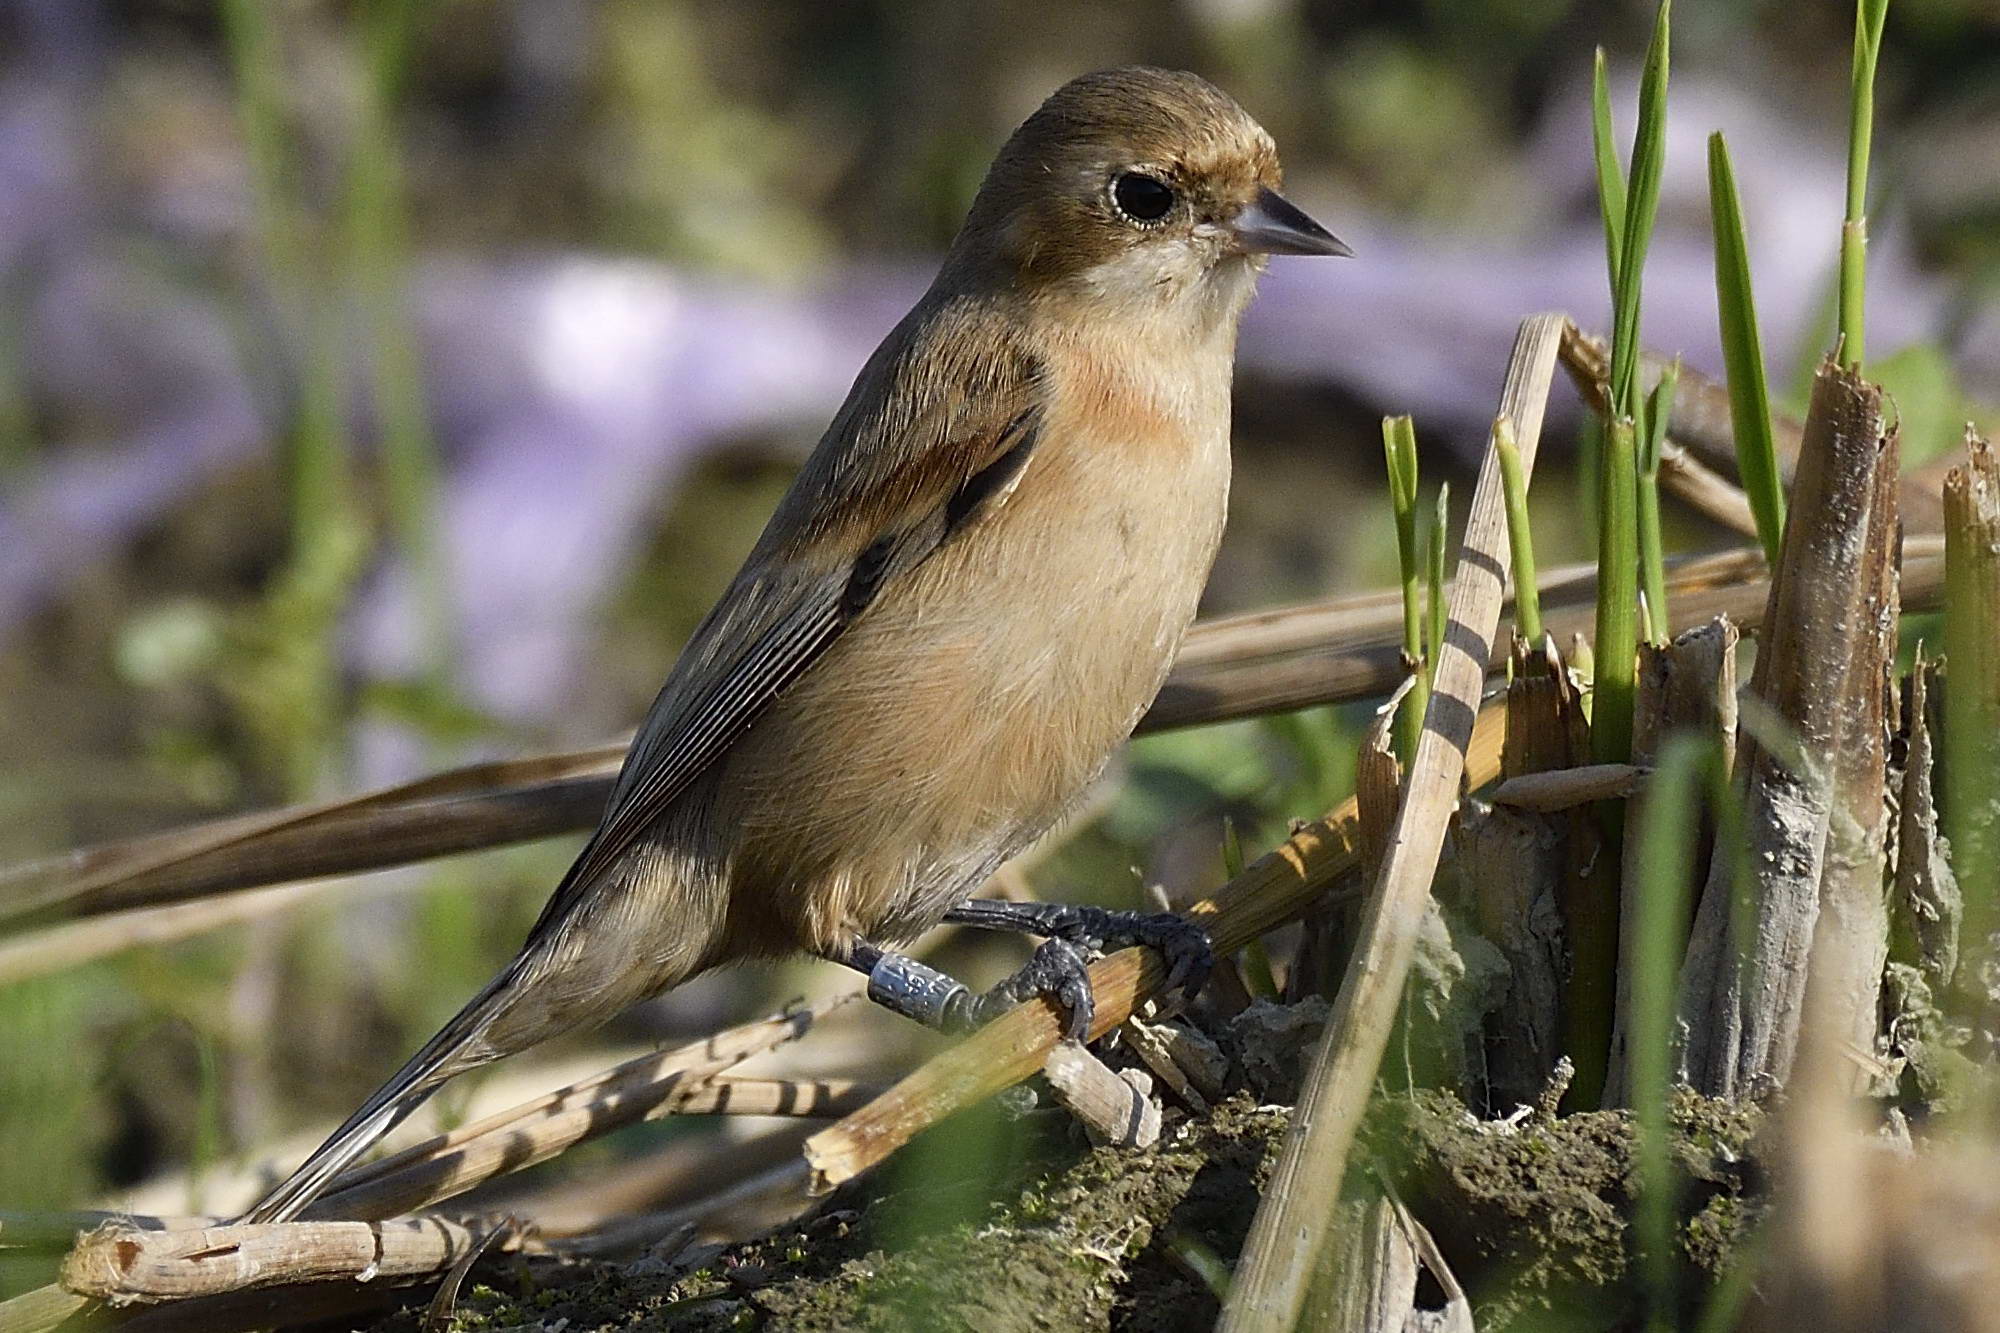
(376, 1100, 1291, 1333)
(360, 1086, 1767, 1333)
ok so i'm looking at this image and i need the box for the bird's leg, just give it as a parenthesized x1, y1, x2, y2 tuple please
(834, 938, 975, 1032)
(941, 900, 1214, 1021)
(829, 934, 1099, 1042)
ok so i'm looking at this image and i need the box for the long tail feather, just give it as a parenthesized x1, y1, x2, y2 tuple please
(236, 972, 513, 1224)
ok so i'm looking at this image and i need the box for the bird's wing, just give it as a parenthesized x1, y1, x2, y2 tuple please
(523, 304, 1044, 947)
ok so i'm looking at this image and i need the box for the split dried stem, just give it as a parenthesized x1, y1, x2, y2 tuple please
(1217, 313, 1565, 1332)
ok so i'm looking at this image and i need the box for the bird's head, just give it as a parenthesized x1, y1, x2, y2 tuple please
(947, 67, 1349, 330)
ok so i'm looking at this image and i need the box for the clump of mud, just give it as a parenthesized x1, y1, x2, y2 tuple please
(1364, 1089, 1765, 1329)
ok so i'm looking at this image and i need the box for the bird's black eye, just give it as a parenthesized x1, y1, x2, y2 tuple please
(1111, 171, 1175, 224)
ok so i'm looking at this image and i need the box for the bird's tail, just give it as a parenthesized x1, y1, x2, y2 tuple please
(236, 970, 516, 1224)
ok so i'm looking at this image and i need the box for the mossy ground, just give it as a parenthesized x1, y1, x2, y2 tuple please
(355, 1067, 1764, 1332)
(1364, 1089, 1765, 1329)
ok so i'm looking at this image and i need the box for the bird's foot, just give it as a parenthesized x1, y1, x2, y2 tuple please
(841, 902, 1211, 1042)
(963, 937, 1097, 1041)
(941, 900, 1213, 1011)
(840, 935, 1099, 1041)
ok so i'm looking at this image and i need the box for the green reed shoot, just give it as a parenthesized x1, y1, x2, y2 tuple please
(1628, 735, 1719, 1332)
(1706, 133, 1787, 564)
(1495, 417, 1543, 646)
(1637, 361, 1678, 646)
(1591, 49, 1627, 309)
(1383, 415, 1426, 767)
(1842, 0, 1891, 371)
(1590, 0, 1671, 766)
(1608, 1, 1672, 430)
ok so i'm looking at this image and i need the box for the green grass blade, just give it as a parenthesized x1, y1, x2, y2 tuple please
(1609, 0, 1672, 422)
(1593, 419, 1640, 768)
(1706, 133, 1787, 564)
(1842, 0, 1891, 370)
(1592, 47, 1628, 296)
(1629, 735, 1715, 1333)
(1383, 416, 1425, 768)
(1495, 417, 1543, 645)
(1637, 362, 1677, 646)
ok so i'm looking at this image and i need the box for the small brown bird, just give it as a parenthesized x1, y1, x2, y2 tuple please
(243, 66, 1347, 1223)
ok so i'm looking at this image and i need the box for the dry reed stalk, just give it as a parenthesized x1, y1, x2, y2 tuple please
(1455, 799, 1566, 1113)
(516, 1114, 817, 1237)
(0, 538, 1947, 965)
(1324, 1193, 1473, 1333)
(0, 881, 342, 986)
(5, 1154, 818, 1333)
(1500, 633, 1607, 1105)
(40, 1153, 820, 1331)
(1041, 1042, 1162, 1149)
(299, 1002, 855, 1222)
(62, 1215, 510, 1305)
(0, 744, 625, 929)
(1489, 762, 1647, 811)
(549, 1156, 812, 1259)
(15, 1066, 852, 1244)
(1756, 808, 2000, 1333)
(1353, 696, 1404, 875)
(5, 1008, 860, 1332)
(1117, 1018, 1214, 1112)
(1216, 313, 1565, 1332)
(1658, 438, 1761, 536)
(1677, 360, 1897, 1099)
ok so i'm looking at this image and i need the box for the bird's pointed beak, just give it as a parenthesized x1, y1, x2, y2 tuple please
(1231, 187, 1353, 258)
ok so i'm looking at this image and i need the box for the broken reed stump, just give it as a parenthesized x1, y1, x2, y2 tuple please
(1806, 404, 1901, 1092)
(1943, 429, 2000, 937)
(1676, 358, 1899, 1099)
(1458, 635, 1590, 1113)
(1603, 616, 1738, 1105)
(1889, 656, 1960, 998)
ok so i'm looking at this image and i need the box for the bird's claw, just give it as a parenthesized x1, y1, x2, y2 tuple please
(961, 937, 1096, 1042)
(1113, 911, 1213, 1007)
